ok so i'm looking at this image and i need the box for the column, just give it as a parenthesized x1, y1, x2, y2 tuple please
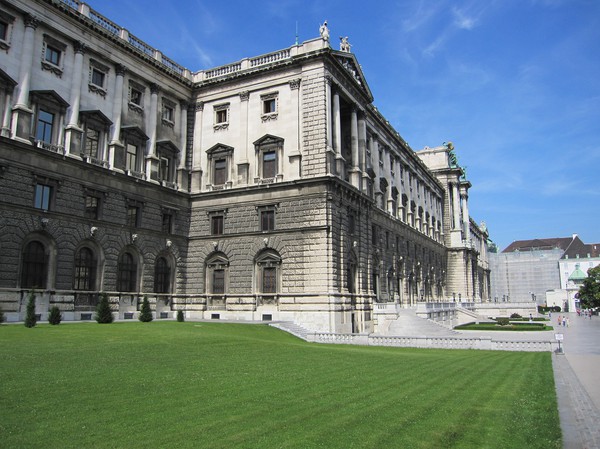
(238, 91, 250, 184)
(451, 182, 460, 230)
(145, 83, 159, 180)
(64, 41, 86, 157)
(108, 64, 126, 169)
(349, 106, 361, 189)
(461, 186, 470, 243)
(177, 100, 188, 191)
(325, 76, 334, 175)
(359, 115, 369, 193)
(1, 86, 14, 137)
(11, 13, 39, 142)
(190, 101, 204, 192)
(333, 90, 344, 176)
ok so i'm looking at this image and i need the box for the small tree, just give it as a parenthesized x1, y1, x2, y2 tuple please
(0, 309, 5, 324)
(95, 293, 114, 324)
(176, 309, 184, 322)
(139, 296, 153, 322)
(48, 306, 62, 325)
(577, 265, 600, 310)
(24, 291, 37, 328)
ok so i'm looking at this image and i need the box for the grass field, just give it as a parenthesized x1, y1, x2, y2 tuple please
(0, 321, 561, 449)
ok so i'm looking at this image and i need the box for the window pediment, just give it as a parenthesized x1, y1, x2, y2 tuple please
(206, 143, 234, 156)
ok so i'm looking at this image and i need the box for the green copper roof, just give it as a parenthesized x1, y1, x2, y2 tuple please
(568, 264, 587, 281)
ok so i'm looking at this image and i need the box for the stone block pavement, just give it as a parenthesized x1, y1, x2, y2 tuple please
(551, 312, 600, 449)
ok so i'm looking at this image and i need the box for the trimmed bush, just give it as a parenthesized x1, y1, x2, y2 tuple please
(139, 296, 153, 322)
(48, 306, 62, 325)
(95, 293, 114, 324)
(0, 309, 5, 324)
(176, 310, 184, 322)
(24, 291, 37, 328)
(496, 317, 510, 326)
(510, 313, 522, 319)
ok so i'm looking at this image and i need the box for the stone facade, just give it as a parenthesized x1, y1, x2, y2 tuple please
(0, 0, 490, 332)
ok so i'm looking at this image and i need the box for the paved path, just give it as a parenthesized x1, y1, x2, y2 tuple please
(551, 312, 600, 449)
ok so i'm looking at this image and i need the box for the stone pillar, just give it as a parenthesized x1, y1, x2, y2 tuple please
(190, 101, 204, 192)
(177, 100, 188, 190)
(1, 87, 14, 137)
(333, 90, 344, 176)
(238, 91, 250, 184)
(64, 41, 86, 157)
(461, 186, 470, 243)
(451, 182, 460, 231)
(108, 64, 126, 169)
(359, 115, 369, 193)
(349, 106, 361, 189)
(145, 83, 159, 180)
(11, 13, 39, 142)
(325, 76, 334, 176)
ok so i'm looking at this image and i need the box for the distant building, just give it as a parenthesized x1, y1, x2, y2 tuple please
(0, 0, 490, 331)
(490, 235, 600, 311)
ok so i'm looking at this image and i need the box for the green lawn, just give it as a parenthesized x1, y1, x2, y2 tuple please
(0, 322, 561, 449)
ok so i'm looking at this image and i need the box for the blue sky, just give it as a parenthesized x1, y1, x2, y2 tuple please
(90, 0, 600, 251)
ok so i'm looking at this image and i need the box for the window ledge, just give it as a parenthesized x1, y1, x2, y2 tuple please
(261, 112, 278, 122)
(213, 123, 229, 131)
(41, 60, 63, 77)
(128, 102, 143, 114)
(88, 83, 107, 97)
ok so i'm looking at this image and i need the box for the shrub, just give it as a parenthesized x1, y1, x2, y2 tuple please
(177, 310, 184, 322)
(0, 309, 5, 324)
(24, 291, 37, 328)
(95, 293, 114, 324)
(48, 306, 62, 325)
(496, 317, 510, 326)
(510, 313, 522, 319)
(139, 296, 153, 322)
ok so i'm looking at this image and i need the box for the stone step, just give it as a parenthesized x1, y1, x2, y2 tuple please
(386, 308, 459, 337)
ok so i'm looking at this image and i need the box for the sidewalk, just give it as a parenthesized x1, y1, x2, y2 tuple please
(551, 312, 600, 449)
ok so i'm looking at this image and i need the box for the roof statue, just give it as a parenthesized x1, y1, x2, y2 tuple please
(340, 36, 351, 52)
(320, 21, 330, 43)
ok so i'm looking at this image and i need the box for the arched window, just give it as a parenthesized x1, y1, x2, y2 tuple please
(117, 251, 137, 292)
(74, 247, 97, 290)
(255, 249, 281, 295)
(206, 252, 229, 295)
(154, 256, 171, 294)
(21, 241, 47, 289)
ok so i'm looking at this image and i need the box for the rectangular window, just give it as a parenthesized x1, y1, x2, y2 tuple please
(213, 158, 226, 185)
(211, 215, 224, 235)
(348, 212, 355, 235)
(0, 21, 7, 41)
(162, 105, 174, 122)
(213, 269, 225, 294)
(159, 157, 169, 182)
(126, 206, 139, 228)
(45, 44, 60, 66)
(36, 109, 54, 143)
(130, 87, 142, 106)
(263, 267, 276, 294)
(262, 151, 276, 179)
(91, 68, 105, 88)
(162, 213, 173, 234)
(263, 98, 276, 114)
(126, 144, 138, 171)
(372, 225, 378, 246)
(84, 195, 99, 219)
(84, 127, 100, 158)
(215, 109, 227, 124)
(261, 210, 275, 232)
(34, 184, 52, 211)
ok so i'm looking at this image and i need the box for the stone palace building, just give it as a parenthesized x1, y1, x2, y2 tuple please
(0, 0, 491, 332)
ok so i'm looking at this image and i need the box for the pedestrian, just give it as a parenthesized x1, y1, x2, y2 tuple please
(558, 315, 562, 326)
(562, 317, 566, 327)
(566, 317, 570, 327)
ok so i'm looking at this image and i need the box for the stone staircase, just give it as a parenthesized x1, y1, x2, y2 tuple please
(385, 307, 459, 337)
(269, 321, 312, 341)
